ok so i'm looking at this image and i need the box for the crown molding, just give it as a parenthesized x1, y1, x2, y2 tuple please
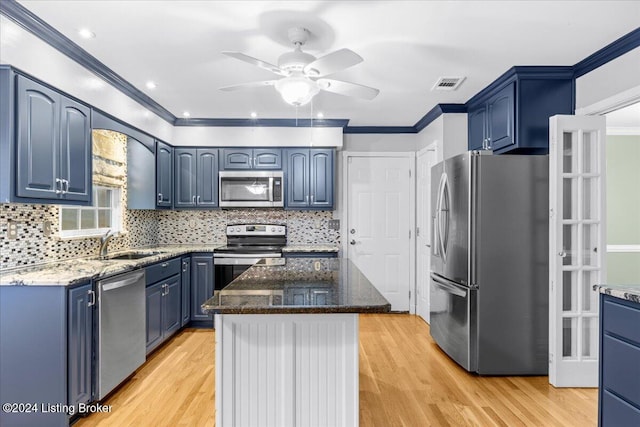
(174, 118, 349, 127)
(574, 27, 640, 79)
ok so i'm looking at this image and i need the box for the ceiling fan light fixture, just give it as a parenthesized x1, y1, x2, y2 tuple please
(275, 76, 320, 106)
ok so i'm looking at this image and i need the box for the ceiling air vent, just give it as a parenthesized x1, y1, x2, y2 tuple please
(432, 77, 466, 91)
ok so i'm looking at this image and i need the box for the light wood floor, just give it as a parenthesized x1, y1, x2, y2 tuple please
(77, 314, 597, 426)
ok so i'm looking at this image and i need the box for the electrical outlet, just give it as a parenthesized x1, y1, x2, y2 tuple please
(43, 221, 52, 237)
(7, 219, 18, 240)
(328, 219, 340, 230)
(189, 219, 197, 228)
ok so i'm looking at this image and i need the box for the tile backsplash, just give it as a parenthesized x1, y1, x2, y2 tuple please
(1, 205, 339, 270)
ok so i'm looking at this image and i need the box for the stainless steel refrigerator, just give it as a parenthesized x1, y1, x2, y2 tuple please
(430, 151, 549, 375)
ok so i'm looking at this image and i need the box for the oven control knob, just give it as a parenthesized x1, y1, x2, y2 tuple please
(235, 227, 240, 232)
(271, 227, 276, 232)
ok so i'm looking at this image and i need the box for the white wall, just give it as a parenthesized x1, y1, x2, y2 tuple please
(576, 47, 640, 110)
(415, 113, 468, 160)
(0, 16, 173, 141)
(342, 133, 417, 152)
(171, 126, 342, 147)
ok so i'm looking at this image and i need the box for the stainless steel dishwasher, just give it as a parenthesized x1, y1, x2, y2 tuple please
(97, 269, 146, 400)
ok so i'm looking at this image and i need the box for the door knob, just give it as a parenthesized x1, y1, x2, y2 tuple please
(350, 229, 356, 234)
(350, 240, 356, 245)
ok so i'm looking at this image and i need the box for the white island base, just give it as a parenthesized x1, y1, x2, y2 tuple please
(215, 313, 359, 427)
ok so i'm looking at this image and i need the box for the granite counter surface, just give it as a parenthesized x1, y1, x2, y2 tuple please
(0, 245, 221, 287)
(281, 244, 340, 253)
(594, 284, 640, 304)
(202, 257, 391, 314)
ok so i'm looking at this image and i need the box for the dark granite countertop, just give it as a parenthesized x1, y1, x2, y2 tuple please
(202, 257, 391, 314)
(594, 284, 640, 304)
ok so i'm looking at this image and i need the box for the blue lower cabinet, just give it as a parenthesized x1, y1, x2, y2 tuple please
(191, 254, 215, 323)
(181, 257, 191, 326)
(146, 274, 182, 354)
(1, 283, 94, 427)
(599, 295, 640, 426)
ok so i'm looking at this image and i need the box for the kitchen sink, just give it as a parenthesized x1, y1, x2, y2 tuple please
(106, 251, 162, 260)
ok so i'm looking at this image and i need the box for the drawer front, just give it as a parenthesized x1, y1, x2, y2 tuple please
(601, 390, 640, 427)
(146, 258, 181, 286)
(602, 335, 640, 407)
(603, 297, 640, 344)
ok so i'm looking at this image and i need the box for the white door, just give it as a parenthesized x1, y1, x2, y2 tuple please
(416, 146, 438, 322)
(549, 114, 606, 387)
(347, 156, 413, 311)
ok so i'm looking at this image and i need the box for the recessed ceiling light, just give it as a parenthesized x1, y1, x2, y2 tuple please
(146, 81, 157, 90)
(250, 112, 257, 118)
(78, 28, 95, 39)
(182, 111, 191, 118)
(316, 112, 324, 119)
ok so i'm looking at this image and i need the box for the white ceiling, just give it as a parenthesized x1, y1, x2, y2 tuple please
(16, 1, 640, 126)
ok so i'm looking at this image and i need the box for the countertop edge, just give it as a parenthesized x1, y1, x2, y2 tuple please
(593, 284, 640, 304)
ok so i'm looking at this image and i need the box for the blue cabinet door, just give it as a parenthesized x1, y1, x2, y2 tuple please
(222, 148, 253, 169)
(181, 257, 191, 326)
(67, 283, 93, 409)
(253, 148, 282, 169)
(146, 282, 164, 354)
(174, 148, 197, 208)
(487, 83, 515, 151)
(59, 98, 91, 203)
(16, 75, 59, 200)
(285, 149, 310, 208)
(191, 255, 214, 321)
(196, 148, 218, 207)
(309, 149, 333, 208)
(156, 141, 173, 207)
(467, 104, 486, 151)
(163, 274, 182, 337)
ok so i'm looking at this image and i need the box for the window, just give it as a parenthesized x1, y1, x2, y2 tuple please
(60, 186, 122, 238)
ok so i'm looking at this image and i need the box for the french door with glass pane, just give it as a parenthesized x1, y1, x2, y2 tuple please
(549, 115, 606, 387)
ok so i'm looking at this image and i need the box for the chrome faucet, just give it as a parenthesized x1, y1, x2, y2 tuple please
(99, 230, 117, 259)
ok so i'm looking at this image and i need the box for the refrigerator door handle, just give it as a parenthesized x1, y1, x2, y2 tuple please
(437, 174, 448, 262)
(430, 273, 467, 297)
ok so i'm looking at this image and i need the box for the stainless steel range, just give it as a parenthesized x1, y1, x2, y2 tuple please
(214, 224, 286, 289)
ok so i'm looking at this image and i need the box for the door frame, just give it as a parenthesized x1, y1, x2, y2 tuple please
(415, 143, 438, 319)
(341, 151, 416, 313)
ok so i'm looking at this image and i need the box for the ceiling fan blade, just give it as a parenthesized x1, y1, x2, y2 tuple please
(222, 52, 287, 76)
(304, 48, 363, 77)
(218, 80, 278, 91)
(317, 79, 379, 100)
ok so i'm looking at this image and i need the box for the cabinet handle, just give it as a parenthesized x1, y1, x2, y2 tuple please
(55, 178, 62, 194)
(182, 262, 188, 272)
(63, 179, 69, 193)
(87, 290, 95, 307)
(306, 195, 309, 204)
(165, 284, 169, 295)
(158, 193, 163, 203)
(197, 195, 201, 204)
(310, 194, 314, 203)
(192, 195, 196, 204)
(161, 262, 169, 268)
(486, 137, 492, 149)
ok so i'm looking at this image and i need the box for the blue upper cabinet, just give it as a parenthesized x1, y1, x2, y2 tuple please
(467, 67, 574, 154)
(156, 140, 173, 208)
(12, 73, 92, 205)
(174, 148, 218, 208)
(221, 148, 282, 170)
(285, 148, 334, 210)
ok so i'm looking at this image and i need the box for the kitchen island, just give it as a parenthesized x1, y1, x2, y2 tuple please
(202, 257, 390, 427)
(593, 284, 640, 426)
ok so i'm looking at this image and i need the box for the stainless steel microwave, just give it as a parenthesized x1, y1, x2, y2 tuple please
(219, 171, 284, 208)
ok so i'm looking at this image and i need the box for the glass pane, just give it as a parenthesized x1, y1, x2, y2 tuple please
(97, 188, 111, 207)
(582, 224, 598, 267)
(582, 317, 598, 358)
(582, 131, 598, 174)
(562, 317, 577, 358)
(582, 178, 598, 220)
(562, 224, 577, 266)
(562, 132, 576, 173)
(98, 209, 111, 228)
(61, 209, 78, 231)
(562, 271, 577, 312)
(80, 210, 96, 229)
(562, 178, 577, 219)
(582, 271, 598, 312)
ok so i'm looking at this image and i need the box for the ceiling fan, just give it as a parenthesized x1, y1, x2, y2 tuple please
(219, 27, 379, 106)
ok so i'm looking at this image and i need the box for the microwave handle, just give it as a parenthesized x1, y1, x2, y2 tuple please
(269, 177, 274, 202)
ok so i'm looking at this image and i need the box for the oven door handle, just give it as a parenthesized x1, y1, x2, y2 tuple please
(214, 257, 277, 266)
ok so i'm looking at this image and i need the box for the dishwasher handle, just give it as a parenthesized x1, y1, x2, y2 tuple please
(100, 271, 146, 292)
